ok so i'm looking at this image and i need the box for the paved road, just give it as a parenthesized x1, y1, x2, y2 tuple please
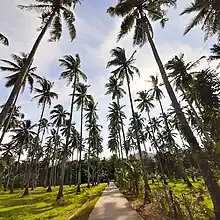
(88, 182, 142, 220)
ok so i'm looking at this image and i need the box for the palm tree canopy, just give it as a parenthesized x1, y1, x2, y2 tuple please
(0, 33, 9, 46)
(135, 90, 155, 112)
(19, 0, 81, 42)
(209, 44, 220, 69)
(10, 120, 37, 150)
(50, 104, 70, 127)
(181, 0, 220, 40)
(74, 83, 92, 110)
(0, 52, 40, 92)
(107, 47, 140, 83)
(85, 98, 99, 123)
(105, 75, 126, 100)
(59, 54, 87, 85)
(165, 54, 204, 90)
(32, 78, 58, 107)
(107, 0, 176, 46)
(148, 75, 164, 100)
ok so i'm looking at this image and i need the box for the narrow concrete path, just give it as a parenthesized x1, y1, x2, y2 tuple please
(89, 182, 142, 220)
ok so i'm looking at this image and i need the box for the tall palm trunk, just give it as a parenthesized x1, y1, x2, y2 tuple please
(0, 93, 19, 145)
(47, 126, 60, 192)
(33, 101, 46, 188)
(57, 77, 77, 199)
(0, 11, 56, 129)
(77, 100, 84, 192)
(116, 96, 127, 159)
(87, 142, 91, 188)
(145, 23, 220, 217)
(125, 75, 151, 203)
(69, 148, 75, 186)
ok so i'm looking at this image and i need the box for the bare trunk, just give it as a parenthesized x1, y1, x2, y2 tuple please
(77, 100, 84, 193)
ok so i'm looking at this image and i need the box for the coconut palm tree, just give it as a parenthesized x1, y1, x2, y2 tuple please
(107, 102, 126, 159)
(59, 53, 87, 145)
(0, 105, 24, 145)
(135, 90, 167, 177)
(105, 76, 128, 158)
(0, 0, 80, 129)
(84, 99, 99, 188)
(16, 120, 37, 196)
(74, 83, 92, 192)
(181, 0, 220, 41)
(0, 33, 9, 46)
(57, 54, 87, 199)
(107, 46, 151, 203)
(165, 54, 213, 146)
(49, 104, 69, 193)
(0, 52, 39, 143)
(32, 78, 58, 186)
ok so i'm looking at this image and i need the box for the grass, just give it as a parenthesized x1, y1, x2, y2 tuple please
(120, 178, 214, 219)
(0, 184, 106, 220)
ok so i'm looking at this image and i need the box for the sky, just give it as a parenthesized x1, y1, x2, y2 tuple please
(0, 0, 216, 158)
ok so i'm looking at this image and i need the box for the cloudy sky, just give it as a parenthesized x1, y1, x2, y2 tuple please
(0, 0, 216, 157)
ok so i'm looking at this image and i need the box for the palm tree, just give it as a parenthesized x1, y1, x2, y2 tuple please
(17, 120, 37, 196)
(85, 99, 99, 187)
(105, 76, 128, 158)
(165, 54, 213, 146)
(181, 0, 220, 41)
(0, 52, 39, 143)
(0, 0, 79, 129)
(135, 90, 167, 179)
(57, 54, 87, 199)
(107, 102, 126, 159)
(74, 83, 92, 192)
(32, 78, 58, 186)
(0, 33, 9, 46)
(59, 53, 87, 145)
(107, 47, 151, 203)
(49, 104, 69, 193)
(0, 105, 24, 145)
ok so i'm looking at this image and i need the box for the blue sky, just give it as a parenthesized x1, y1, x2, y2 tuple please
(0, 0, 216, 157)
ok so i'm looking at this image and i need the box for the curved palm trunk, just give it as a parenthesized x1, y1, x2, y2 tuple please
(0, 11, 56, 129)
(145, 26, 220, 217)
(0, 93, 19, 145)
(57, 77, 77, 200)
(77, 100, 84, 193)
(126, 75, 151, 204)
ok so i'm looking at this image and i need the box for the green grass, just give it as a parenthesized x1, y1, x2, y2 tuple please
(0, 184, 106, 220)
